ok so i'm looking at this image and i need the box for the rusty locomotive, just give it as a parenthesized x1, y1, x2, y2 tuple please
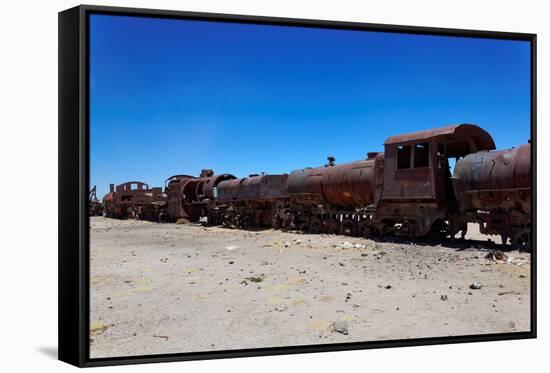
(96, 124, 532, 248)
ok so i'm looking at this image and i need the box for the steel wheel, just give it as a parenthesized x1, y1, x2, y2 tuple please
(325, 219, 339, 235)
(513, 229, 531, 251)
(340, 219, 358, 236)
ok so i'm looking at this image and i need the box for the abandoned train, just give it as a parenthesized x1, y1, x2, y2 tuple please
(95, 124, 532, 248)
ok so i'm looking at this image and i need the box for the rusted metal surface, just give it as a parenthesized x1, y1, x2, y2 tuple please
(102, 181, 166, 220)
(201, 174, 238, 201)
(165, 175, 195, 221)
(218, 174, 289, 202)
(381, 124, 496, 202)
(451, 143, 531, 246)
(286, 167, 324, 196)
(376, 124, 499, 236)
(174, 171, 237, 222)
(453, 143, 531, 214)
(287, 155, 380, 208)
(384, 124, 496, 153)
(211, 174, 289, 228)
(162, 171, 237, 222)
(183, 173, 237, 203)
(89, 185, 103, 216)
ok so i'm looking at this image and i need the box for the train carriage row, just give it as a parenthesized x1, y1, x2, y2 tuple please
(92, 124, 532, 248)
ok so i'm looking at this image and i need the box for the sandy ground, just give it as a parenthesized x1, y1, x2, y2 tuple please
(89, 217, 531, 358)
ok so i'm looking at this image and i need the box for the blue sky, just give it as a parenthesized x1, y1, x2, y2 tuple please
(90, 14, 531, 197)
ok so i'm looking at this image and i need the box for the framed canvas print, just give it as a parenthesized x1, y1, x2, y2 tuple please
(58, 4, 536, 367)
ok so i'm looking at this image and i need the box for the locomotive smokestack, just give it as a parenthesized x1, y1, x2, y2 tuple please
(109, 183, 114, 193)
(200, 169, 214, 178)
(326, 156, 336, 167)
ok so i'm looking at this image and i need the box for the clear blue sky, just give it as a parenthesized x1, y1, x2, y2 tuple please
(90, 14, 531, 197)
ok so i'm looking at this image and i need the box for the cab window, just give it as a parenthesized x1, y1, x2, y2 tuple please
(414, 143, 430, 168)
(396, 145, 411, 169)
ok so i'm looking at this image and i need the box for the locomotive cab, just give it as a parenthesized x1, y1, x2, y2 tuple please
(378, 124, 495, 237)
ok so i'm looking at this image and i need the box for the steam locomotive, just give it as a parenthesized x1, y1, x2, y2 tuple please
(96, 124, 532, 248)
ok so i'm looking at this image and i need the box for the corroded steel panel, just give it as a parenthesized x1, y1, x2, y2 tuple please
(102, 181, 166, 219)
(384, 123, 496, 152)
(321, 159, 376, 207)
(287, 157, 378, 208)
(202, 174, 237, 200)
(453, 143, 531, 214)
(217, 174, 289, 201)
(165, 175, 195, 220)
(286, 167, 324, 196)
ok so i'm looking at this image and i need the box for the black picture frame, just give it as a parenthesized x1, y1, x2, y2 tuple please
(59, 4, 537, 367)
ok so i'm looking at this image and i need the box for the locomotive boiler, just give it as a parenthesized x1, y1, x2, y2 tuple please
(284, 153, 383, 234)
(212, 173, 289, 228)
(286, 152, 382, 208)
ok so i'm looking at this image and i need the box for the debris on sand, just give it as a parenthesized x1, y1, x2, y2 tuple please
(333, 241, 365, 249)
(440, 295, 448, 301)
(385, 285, 392, 289)
(470, 283, 482, 290)
(153, 335, 170, 341)
(507, 256, 529, 266)
(175, 218, 190, 224)
(283, 239, 302, 247)
(245, 276, 264, 283)
(485, 250, 508, 261)
(225, 245, 238, 251)
(332, 321, 349, 335)
(498, 291, 522, 296)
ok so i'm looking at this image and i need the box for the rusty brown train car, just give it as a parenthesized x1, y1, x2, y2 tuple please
(453, 143, 531, 247)
(164, 169, 237, 222)
(213, 173, 290, 228)
(102, 181, 166, 221)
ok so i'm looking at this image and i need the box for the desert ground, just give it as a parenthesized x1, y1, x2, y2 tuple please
(89, 217, 531, 358)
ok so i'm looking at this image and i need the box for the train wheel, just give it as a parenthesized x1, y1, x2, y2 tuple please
(222, 213, 232, 228)
(428, 220, 450, 239)
(271, 215, 282, 230)
(340, 219, 358, 236)
(326, 219, 339, 235)
(281, 214, 294, 231)
(358, 222, 379, 239)
(512, 229, 531, 251)
(240, 215, 252, 229)
(308, 216, 324, 234)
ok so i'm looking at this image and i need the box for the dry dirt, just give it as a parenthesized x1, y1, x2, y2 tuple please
(89, 217, 531, 358)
